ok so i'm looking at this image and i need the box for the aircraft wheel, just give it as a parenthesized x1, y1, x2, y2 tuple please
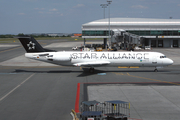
(89, 68, 94, 73)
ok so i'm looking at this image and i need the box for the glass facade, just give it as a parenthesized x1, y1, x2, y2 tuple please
(82, 30, 180, 36)
(126, 30, 180, 36)
(82, 31, 109, 36)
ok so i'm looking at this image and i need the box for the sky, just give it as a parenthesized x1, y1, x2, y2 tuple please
(0, 0, 180, 34)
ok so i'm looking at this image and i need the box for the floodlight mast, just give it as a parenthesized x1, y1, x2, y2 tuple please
(107, 0, 112, 49)
(100, 4, 108, 19)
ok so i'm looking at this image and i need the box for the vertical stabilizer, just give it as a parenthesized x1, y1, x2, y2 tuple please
(15, 36, 55, 53)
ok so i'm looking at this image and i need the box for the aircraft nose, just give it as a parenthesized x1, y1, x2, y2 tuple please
(169, 59, 173, 65)
(164, 58, 173, 65)
(167, 58, 173, 65)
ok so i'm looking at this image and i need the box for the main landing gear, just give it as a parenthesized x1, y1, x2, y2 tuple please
(154, 67, 158, 72)
(89, 68, 94, 73)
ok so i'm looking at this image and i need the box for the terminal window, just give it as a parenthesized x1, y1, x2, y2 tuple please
(82, 31, 109, 36)
(127, 30, 180, 36)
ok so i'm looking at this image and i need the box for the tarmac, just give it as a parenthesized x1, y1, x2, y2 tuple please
(88, 85, 180, 120)
(0, 40, 180, 120)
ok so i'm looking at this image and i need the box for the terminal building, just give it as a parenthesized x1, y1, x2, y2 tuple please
(82, 18, 180, 48)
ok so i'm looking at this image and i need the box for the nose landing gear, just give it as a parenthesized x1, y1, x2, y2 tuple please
(89, 68, 94, 73)
(154, 67, 158, 72)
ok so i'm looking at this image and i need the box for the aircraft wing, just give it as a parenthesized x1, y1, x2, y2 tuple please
(73, 61, 110, 67)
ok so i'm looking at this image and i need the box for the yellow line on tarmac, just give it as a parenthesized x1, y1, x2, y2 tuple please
(39, 42, 47, 45)
(0, 46, 22, 53)
(113, 72, 124, 75)
(130, 67, 139, 68)
(118, 66, 139, 68)
(126, 73, 180, 86)
(118, 67, 129, 68)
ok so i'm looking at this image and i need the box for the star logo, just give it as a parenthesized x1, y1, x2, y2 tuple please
(27, 41, 36, 50)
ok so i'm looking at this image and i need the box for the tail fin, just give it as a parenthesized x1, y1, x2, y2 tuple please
(15, 36, 56, 53)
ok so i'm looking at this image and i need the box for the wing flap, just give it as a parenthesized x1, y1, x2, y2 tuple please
(73, 61, 110, 67)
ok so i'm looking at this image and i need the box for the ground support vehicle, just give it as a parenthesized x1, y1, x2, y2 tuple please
(104, 100, 130, 120)
(145, 46, 151, 50)
(80, 101, 103, 120)
(80, 100, 130, 120)
(72, 46, 78, 50)
(134, 46, 141, 50)
(96, 47, 103, 51)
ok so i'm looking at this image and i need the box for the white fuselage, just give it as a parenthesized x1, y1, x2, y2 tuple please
(25, 51, 173, 68)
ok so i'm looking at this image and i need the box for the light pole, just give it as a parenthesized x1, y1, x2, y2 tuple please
(100, 4, 108, 19)
(107, 0, 112, 49)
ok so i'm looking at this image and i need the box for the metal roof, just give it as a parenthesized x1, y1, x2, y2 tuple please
(83, 18, 180, 26)
(82, 18, 180, 31)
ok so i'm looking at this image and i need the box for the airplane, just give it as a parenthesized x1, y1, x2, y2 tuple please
(15, 36, 173, 73)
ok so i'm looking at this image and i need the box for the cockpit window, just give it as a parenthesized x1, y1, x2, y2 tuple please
(47, 55, 53, 57)
(160, 56, 166, 58)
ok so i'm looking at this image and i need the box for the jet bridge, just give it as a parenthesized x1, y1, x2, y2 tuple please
(111, 29, 143, 50)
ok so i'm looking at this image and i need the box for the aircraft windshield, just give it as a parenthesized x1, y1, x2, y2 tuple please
(160, 56, 166, 58)
(47, 55, 53, 57)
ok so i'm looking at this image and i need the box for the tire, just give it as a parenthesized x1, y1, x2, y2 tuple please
(89, 68, 94, 73)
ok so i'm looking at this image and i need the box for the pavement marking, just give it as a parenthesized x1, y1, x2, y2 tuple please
(118, 67, 129, 68)
(113, 72, 124, 75)
(0, 46, 22, 53)
(118, 66, 139, 68)
(0, 45, 19, 47)
(39, 42, 47, 45)
(112, 72, 180, 85)
(86, 42, 92, 44)
(0, 73, 17, 74)
(126, 73, 180, 86)
(0, 73, 35, 102)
